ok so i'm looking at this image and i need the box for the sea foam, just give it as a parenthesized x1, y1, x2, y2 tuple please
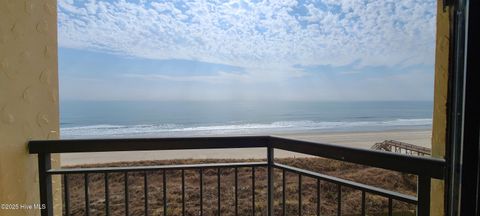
(61, 118, 432, 138)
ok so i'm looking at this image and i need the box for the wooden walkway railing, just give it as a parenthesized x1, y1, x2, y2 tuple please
(371, 140, 432, 156)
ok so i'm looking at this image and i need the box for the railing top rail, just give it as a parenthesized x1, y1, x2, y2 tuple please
(29, 136, 270, 154)
(29, 135, 445, 179)
(270, 136, 445, 179)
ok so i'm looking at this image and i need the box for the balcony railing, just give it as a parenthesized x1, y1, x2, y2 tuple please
(29, 136, 445, 216)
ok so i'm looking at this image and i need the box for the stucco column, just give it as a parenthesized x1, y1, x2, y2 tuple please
(430, 0, 452, 215)
(0, 0, 61, 215)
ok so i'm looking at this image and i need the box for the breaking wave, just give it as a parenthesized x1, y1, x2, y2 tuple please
(61, 118, 432, 138)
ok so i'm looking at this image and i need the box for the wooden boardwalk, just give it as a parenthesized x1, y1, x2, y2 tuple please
(371, 140, 431, 156)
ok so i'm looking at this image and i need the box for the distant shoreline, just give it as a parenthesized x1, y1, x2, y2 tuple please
(61, 128, 431, 166)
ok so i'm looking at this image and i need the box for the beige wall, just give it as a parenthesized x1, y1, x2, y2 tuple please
(431, 0, 451, 215)
(0, 0, 61, 215)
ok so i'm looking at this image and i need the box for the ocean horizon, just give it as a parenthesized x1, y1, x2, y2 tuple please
(60, 101, 433, 139)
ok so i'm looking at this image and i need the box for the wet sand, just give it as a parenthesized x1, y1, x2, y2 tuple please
(61, 129, 431, 166)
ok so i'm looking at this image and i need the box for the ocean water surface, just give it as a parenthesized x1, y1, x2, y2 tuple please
(60, 101, 433, 139)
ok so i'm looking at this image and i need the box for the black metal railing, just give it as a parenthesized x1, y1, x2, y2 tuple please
(29, 136, 445, 216)
(55, 162, 267, 216)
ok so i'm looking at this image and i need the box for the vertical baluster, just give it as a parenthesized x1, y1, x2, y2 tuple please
(217, 168, 221, 216)
(388, 198, 393, 216)
(144, 171, 148, 216)
(298, 174, 302, 216)
(282, 169, 286, 216)
(124, 172, 128, 216)
(235, 167, 238, 216)
(316, 179, 320, 216)
(417, 176, 431, 216)
(337, 185, 341, 216)
(182, 169, 185, 216)
(38, 153, 53, 216)
(163, 170, 167, 216)
(63, 175, 70, 215)
(105, 173, 110, 216)
(84, 173, 90, 216)
(267, 147, 274, 216)
(252, 167, 256, 216)
(361, 191, 366, 216)
(63, 175, 70, 216)
(200, 169, 203, 216)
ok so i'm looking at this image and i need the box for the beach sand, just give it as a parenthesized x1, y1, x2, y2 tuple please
(61, 129, 431, 166)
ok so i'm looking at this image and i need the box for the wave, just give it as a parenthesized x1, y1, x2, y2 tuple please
(60, 118, 432, 138)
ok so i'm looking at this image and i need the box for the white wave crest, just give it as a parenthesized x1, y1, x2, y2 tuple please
(60, 118, 432, 138)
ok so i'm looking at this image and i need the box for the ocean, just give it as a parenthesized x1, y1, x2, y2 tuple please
(60, 101, 433, 139)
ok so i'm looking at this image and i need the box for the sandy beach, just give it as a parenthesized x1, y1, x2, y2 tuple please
(61, 129, 431, 166)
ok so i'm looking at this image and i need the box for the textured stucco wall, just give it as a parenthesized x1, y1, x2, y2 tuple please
(430, 0, 451, 215)
(0, 0, 61, 215)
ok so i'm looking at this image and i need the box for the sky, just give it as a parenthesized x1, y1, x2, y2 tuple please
(58, 0, 437, 101)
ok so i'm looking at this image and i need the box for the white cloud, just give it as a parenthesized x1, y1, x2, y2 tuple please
(122, 66, 307, 84)
(122, 71, 251, 83)
(58, 0, 436, 80)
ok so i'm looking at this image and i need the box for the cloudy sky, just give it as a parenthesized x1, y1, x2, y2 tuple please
(58, 0, 437, 101)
